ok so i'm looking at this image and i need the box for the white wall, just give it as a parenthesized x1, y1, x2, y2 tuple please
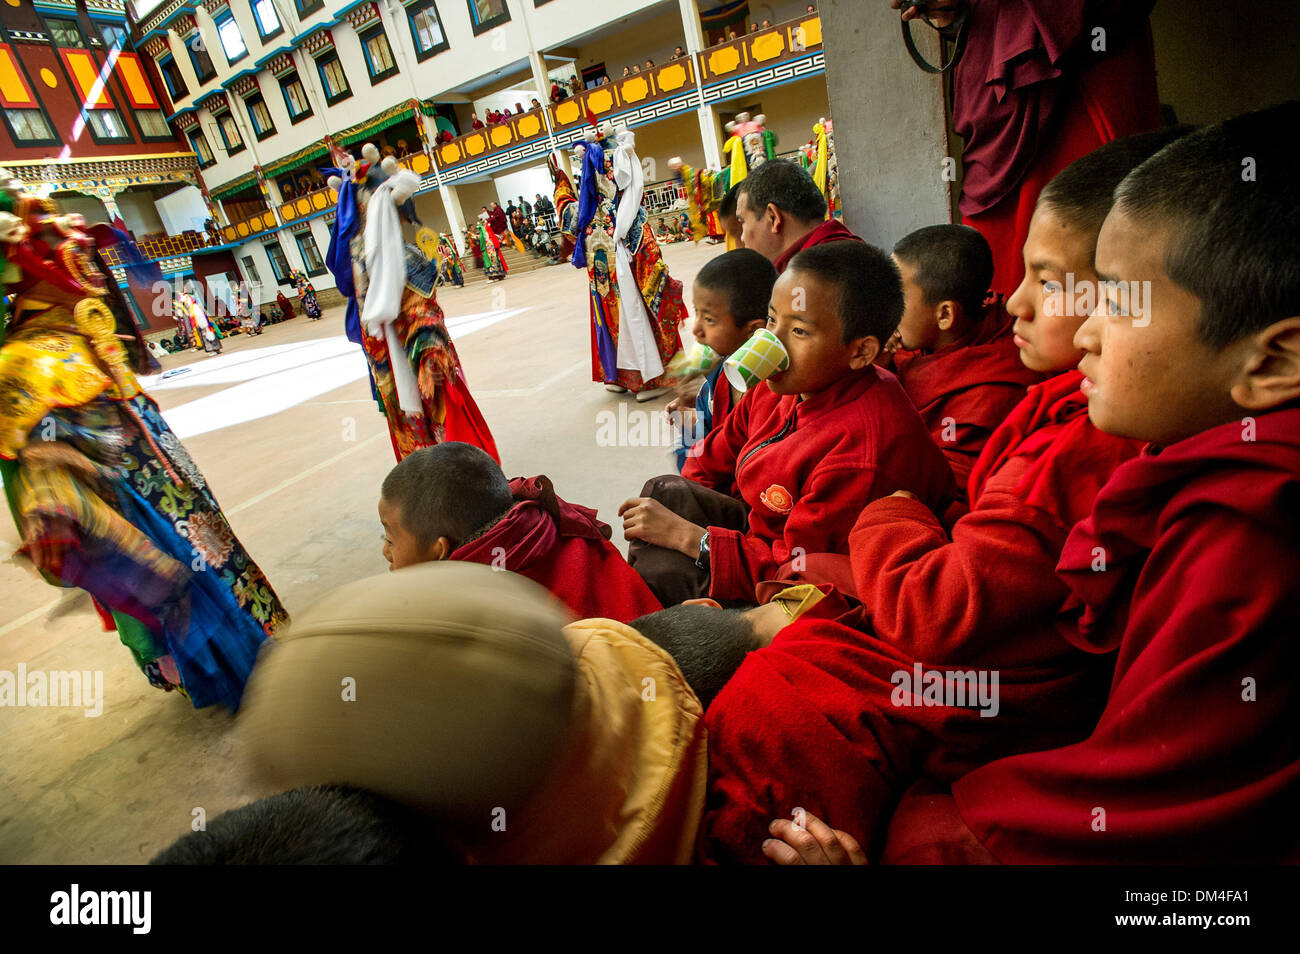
(116, 191, 167, 236)
(476, 85, 544, 117)
(54, 193, 108, 224)
(233, 239, 283, 306)
(526, 0, 669, 52)
(492, 163, 554, 209)
(155, 185, 211, 234)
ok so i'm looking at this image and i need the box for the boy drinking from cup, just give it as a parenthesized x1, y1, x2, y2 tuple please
(621, 241, 954, 607)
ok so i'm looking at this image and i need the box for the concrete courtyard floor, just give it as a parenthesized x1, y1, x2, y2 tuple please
(0, 239, 722, 864)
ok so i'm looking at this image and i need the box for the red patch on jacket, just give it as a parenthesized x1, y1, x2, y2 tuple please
(760, 484, 794, 514)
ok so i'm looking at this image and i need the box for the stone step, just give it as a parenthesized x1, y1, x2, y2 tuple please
(455, 254, 558, 287)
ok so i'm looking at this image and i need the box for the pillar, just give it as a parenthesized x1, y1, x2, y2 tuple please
(527, 50, 552, 107)
(819, 0, 952, 244)
(678, 0, 706, 52)
(696, 104, 724, 172)
(99, 191, 124, 225)
(440, 183, 468, 256)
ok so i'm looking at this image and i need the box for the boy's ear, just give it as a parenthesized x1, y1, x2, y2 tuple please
(848, 335, 882, 370)
(426, 536, 456, 562)
(935, 300, 957, 331)
(742, 317, 766, 334)
(1231, 316, 1300, 412)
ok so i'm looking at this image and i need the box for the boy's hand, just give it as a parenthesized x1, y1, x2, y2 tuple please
(618, 497, 705, 556)
(890, 490, 918, 500)
(763, 811, 869, 865)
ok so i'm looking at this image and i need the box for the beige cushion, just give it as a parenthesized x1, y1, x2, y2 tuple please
(240, 562, 576, 824)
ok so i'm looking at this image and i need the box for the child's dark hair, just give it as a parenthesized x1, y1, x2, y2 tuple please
(381, 443, 513, 549)
(786, 241, 904, 344)
(1114, 101, 1300, 347)
(694, 249, 778, 327)
(719, 183, 741, 220)
(631, 604, 759, 709)
(739, 160, 827, 224)
(892, 224, 993, 320)
(1037, 125, 1194, 259)
(150, 786, 461, 864)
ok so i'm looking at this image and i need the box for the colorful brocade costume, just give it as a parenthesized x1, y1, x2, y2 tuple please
(0, 178, 286, 708)
(548, 153, 579, 263)
(799, 119, 841, 218)
(677, 163, 731, 244)
(324, 153, 499, 463)
(569, 131, 687, 394)
(292, 272, 322, 319)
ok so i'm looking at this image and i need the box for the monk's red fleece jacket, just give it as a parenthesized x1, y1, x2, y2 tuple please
(683, 366, 954, 603)
(849, 370, 1142, 668)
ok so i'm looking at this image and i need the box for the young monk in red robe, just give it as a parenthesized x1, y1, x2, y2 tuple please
(378, 442, 661, 623)
(930, 103, 1300, 864)
(888, 224, 1045, 509)
(696, 127, 1189, 863)
(620, 241, 954, 608)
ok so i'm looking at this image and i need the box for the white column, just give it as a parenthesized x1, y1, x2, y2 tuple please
(678, 0, 707, 52)
(440, 184, 468, 256)
(680, 0, 721, 170)
(527, 50, 551, 104)
(696, 105, 724, 171)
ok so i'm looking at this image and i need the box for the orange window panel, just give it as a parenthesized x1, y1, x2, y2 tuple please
(0, 44, 36, 107)
(114, 52, 158, 109)
(59, 49, 113, 109)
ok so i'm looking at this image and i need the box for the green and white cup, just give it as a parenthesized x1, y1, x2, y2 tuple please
(723, 328, 790, 391)
(670, 343, 721, 376)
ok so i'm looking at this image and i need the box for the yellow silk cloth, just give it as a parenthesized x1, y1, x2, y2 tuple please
(812, 121, 829, 199)
(0, 297, 140, 459)
(723, 134, 749, 186)
(769, 582, 828, 621)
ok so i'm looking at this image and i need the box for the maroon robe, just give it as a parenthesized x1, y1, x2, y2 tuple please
(891, 307, 1046, 509)
(948, 404, 1300, 863)
(450, 476, 661, 624)
(772, 219, 862, 274)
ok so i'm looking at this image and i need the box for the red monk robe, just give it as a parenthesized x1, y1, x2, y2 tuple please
(954, 1, 1158, 298)
(682, 366, 954, 604)
(850, 369, 1141, 669)
(946, 405, 1300, 863)
(696, 370, 1141, 862)
(696, 615, 1112, 864)
(890, 307, 1046, 510)
(450, 475, 661, 623)
(772, 219, 862, 274)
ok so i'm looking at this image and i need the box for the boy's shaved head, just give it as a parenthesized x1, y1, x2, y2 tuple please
(1038, 125, 1194, 261)
(787, 240, 904, 344)
(893, 224, 994, 319)
(632, 604, 759, 709)
(695, 249, 778, 327)
(381, 443, 513, 549)
(1114, 102, 1300, 347)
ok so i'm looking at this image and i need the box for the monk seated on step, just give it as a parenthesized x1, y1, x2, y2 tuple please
(905, 100, 1300, 865)
(887, 224, 1045, 512)
(695, 125, 1192, 865)
(379, 442, 661, 623)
